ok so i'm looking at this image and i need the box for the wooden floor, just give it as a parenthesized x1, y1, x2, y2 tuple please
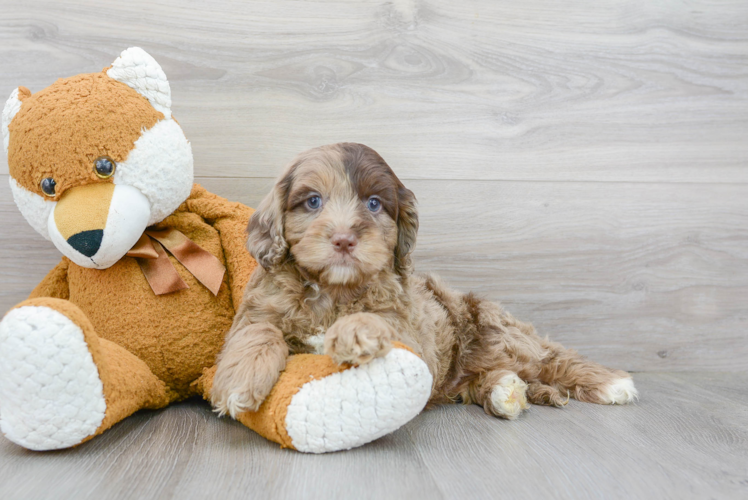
(1, 372, 746, 500)
(1, 0, 747, 498)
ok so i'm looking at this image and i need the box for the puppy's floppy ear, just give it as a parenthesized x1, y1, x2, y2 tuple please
(395, 185, 418, 275)
(247, 180, 289, 270)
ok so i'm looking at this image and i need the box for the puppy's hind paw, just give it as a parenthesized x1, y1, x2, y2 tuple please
(487, 373, 529, 420)
(599, 377, 639, 405)
(527, 381, 569, 407)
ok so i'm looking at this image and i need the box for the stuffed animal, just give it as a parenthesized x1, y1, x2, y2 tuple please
(0, 47, 432, 453)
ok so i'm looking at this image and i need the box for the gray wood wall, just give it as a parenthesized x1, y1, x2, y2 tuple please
(1, 0, 746, 372)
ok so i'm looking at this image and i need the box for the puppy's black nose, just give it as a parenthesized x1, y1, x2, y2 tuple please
(67, 229, 103, 257)
(331, 232, 357, 253)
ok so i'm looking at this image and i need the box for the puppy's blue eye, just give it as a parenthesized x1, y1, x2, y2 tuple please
(306, 195, 322, 210)
(367, 197, 381, 212)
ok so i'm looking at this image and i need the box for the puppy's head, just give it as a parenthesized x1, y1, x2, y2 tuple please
(248, 143, 418, 285)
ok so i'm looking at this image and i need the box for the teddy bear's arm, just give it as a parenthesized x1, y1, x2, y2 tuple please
(28, 258, 70, 300)
(185, 184, 258, 311)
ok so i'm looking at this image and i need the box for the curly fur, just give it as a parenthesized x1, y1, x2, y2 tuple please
(213, 143, 638, 419)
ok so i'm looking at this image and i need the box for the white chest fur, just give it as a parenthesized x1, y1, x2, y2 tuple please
(305, 332, 326, 354)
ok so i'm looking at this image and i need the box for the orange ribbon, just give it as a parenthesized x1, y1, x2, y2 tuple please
(127, 228, 226, 296)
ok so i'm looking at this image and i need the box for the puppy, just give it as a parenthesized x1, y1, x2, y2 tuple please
(212, 143, 638, 420)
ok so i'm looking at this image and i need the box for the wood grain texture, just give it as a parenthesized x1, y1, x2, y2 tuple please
(1, 372, 746, 499)
(2, 175, 746, 371)
(0, 0, 746, 182)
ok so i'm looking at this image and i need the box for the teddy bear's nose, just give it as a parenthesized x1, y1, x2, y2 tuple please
(67, 230, 103, 257)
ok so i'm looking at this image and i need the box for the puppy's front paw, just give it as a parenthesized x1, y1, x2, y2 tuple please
(324, 313, 395, 366)
(211, 324, 288, 418)
(213, 374, 276, 418)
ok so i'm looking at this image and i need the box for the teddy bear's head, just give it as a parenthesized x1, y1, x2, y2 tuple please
(2, 47, 193, 269)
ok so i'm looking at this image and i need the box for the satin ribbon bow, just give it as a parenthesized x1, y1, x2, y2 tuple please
(126, 228, 226, 296)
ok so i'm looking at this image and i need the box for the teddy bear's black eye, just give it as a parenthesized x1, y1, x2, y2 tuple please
(94, 156, 116, 178)
(40, 178, 56, 197)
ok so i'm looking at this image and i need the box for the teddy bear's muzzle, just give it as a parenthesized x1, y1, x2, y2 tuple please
(47, 183, 151, 269)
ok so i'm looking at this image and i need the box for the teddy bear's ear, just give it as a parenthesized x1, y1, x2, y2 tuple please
(106, 47, 172, 118)
(2, 87, 30, 153)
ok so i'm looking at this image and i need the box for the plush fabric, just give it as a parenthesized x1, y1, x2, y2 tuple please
(113, 118, 194, 227)
(8, 174, 55, 241)
(0, 302, 106, 450)
(106, 47, 172, 118)
(49, 184, 152, 269)
(2, 87, 25, 151)
(6, 73, 162, 199)
(185, 185, 257, 310)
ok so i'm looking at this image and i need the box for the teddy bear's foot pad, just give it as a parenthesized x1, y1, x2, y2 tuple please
(284, 347, 432, 453)
(0, 305, 106, 450)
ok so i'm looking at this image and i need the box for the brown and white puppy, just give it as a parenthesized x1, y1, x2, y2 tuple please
(212, 143, 638, 420)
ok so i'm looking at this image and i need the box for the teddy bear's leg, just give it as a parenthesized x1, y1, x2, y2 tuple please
(0, 298, 168, 450)
(196, 342, 433, 453)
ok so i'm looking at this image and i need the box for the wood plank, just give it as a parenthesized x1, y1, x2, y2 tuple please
(0, 372, 746, 499)
(1, 175, 746, 372)
(409, 371, 748, 500)
(0, 0, 746, 182)
(169, 410, 442, 500)
(0, 403, 442, 500)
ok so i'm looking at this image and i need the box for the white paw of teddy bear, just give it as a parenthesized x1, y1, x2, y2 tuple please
(0, 305, 106, 450)
(283, 346, 432, 453)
